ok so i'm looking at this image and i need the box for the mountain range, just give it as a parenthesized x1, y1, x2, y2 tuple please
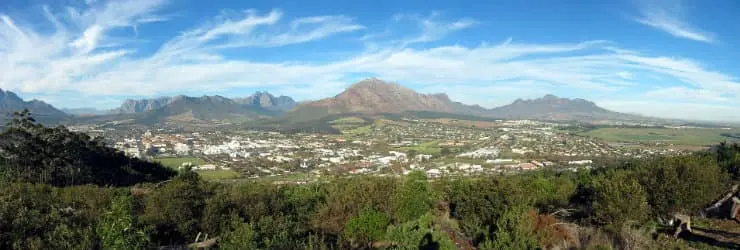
(487, 94, 641, 121)
(114, 91, 296, 114)
(0, 79, 664, 125)
(291, 78, 643, 122)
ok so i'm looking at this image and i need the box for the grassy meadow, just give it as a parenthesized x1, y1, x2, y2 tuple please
(154, 156, 207, 169)
(581, 127, 740, 146)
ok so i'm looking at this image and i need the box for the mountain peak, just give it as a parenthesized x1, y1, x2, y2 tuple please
(347, 78, 403, 92)
(541, 94, 559, 100)
(234, 91, 296, 111)
(300, 78, 469, 114)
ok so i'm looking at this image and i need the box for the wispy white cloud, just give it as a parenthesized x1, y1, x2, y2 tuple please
(599, 100, 740, 122)
(397, 12, 478, 45)
(644, 86, 728, 102)
(633, 0, 715, 43)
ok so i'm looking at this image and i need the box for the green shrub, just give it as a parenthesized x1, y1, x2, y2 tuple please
(392, 171, 432, 222)
(591, 170, 650, 231)
(344, 207, 390, 246)
(97, 195, 151, 249)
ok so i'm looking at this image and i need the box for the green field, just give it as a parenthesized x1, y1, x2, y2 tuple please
(399, 140, 442, 155)
(195, 169, 240, 180)
(154, 157, 207, 169)
(329, 116, 366, 124)
(154, 157, 239, 181)
(581, 127, 740, 146)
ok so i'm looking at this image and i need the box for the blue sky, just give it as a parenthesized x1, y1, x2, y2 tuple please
(1, 0, 739, 121)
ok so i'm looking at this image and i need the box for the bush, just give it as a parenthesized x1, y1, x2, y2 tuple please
(142, 170, 205, 244)
(97, 195, 151, 249)
(344, 207, 390, 246)
(591, 170, 650, 231)
(314, 177, 397, 233)
(481, 206, 540, 250)
(392, 171, 433, 222)
(635, 156, 729, 217)
(220, 214, 256, 250)
(383, 213, 456, 250)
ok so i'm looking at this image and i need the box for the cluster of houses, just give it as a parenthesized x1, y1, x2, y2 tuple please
(98, 117, 695, 181)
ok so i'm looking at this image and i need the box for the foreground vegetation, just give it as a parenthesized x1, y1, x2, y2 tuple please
(2, 111, 740, 249)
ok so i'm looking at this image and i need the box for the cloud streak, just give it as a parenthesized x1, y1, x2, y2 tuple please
(633, 0, 715, 43)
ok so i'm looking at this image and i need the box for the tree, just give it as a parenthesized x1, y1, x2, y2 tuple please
(636, 156, 728, 218)
(96, 195, 151, 250)
(6, 109, 40, 131)
(715, 142, 740, 179)
(392, 171, 433, 222)
(0, 110, 175, 186)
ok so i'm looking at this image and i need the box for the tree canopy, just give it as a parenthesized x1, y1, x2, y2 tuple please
(0, 109, 175, 186)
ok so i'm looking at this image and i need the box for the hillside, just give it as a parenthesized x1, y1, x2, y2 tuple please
(0, 89, 69, 123)
(487, 94, 645, 121)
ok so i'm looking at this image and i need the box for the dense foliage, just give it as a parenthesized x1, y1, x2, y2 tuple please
(0, 110, 176, 186)
(1, 113, 740, 249)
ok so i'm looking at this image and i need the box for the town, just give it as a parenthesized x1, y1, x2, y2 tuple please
(69, 117, 690, 183)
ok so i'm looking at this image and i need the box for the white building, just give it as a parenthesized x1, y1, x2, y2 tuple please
(174, 143, 191, 155)
(568, 160, 593, 165)
(416, 154, 433, 161)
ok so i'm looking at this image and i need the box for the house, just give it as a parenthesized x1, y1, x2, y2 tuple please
(416, 154, 433, 161)
(518, 163, 538, 171)
(568, 160, 593, 165)
(531, 160, 544, 167)
(389, 151, 407, 158)
(426, 169, 442, 178)
(195, 164, 217, 170)
(486, 159, 514, 164)
(174, 143, 190, 155)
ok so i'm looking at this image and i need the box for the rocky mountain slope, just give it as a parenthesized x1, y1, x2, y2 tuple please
(114, 91, 296, 114)
(113, 97, 173, 114)
(298, 78, 484, 115)
(233, 91, 296, 112)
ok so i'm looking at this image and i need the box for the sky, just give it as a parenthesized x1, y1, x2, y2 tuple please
(1, 0, 739, 122)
